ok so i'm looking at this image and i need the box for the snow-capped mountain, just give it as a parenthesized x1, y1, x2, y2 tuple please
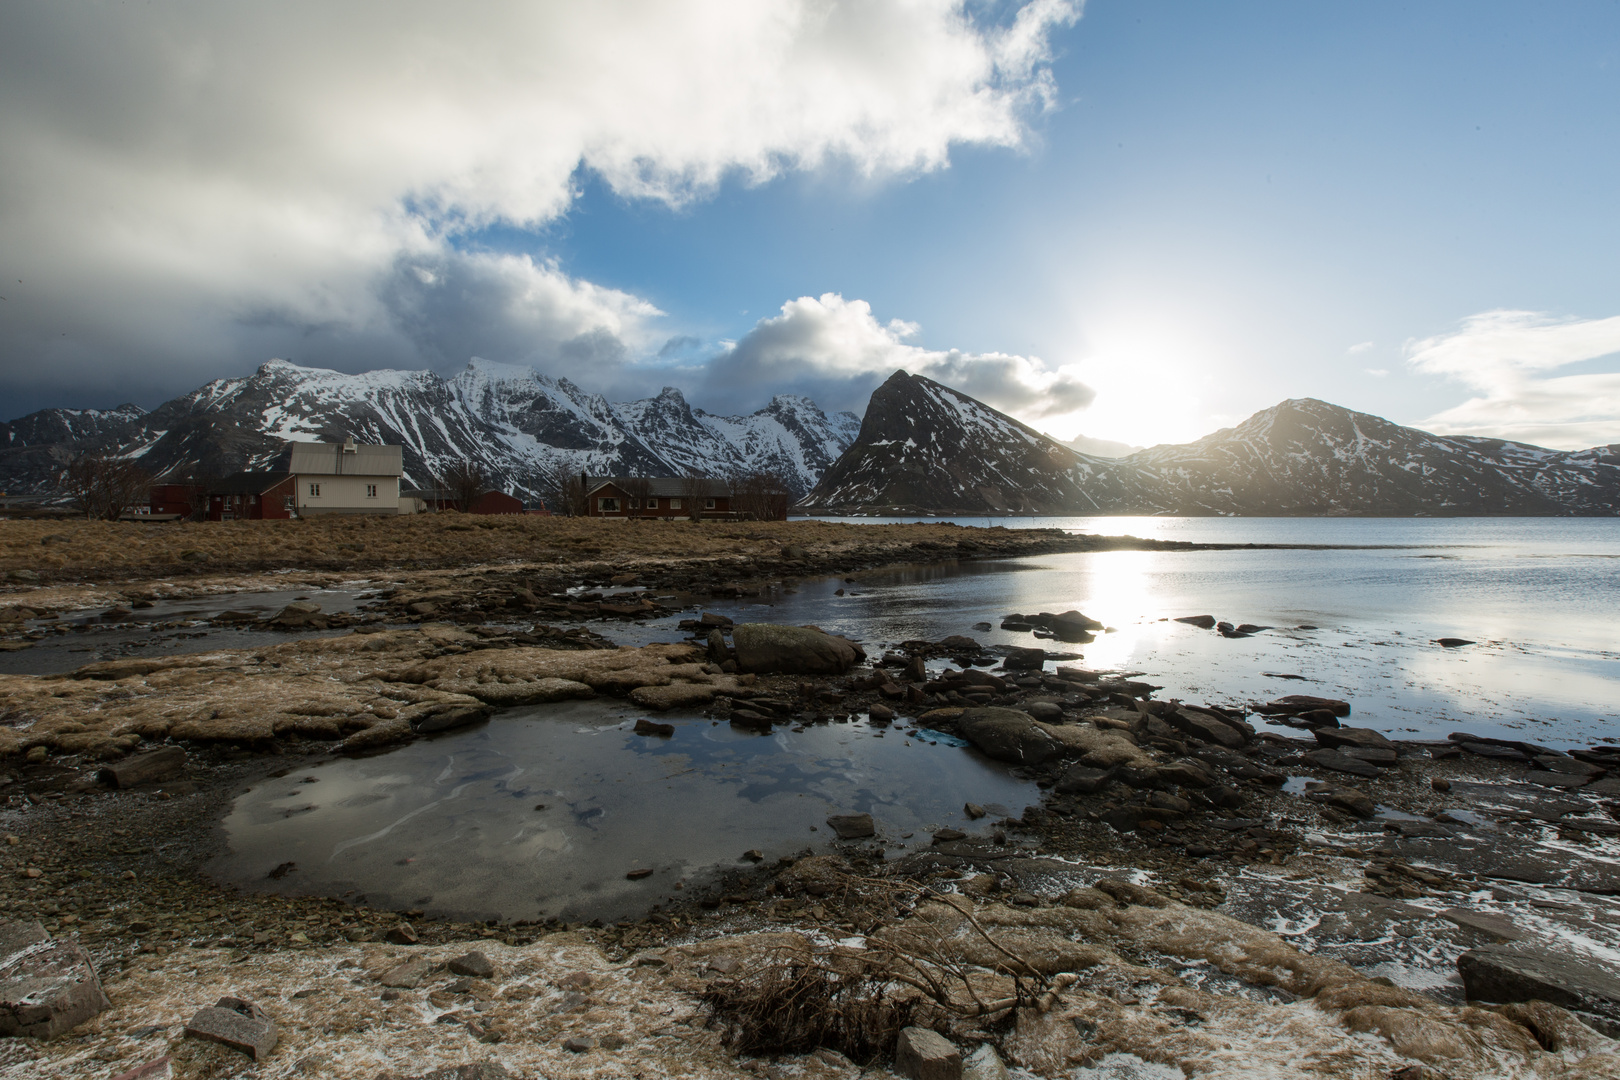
(802, 371, 1620, 515)
(0, 359, 862, 500)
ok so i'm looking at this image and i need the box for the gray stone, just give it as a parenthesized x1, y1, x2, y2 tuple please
(895, 1026, 962, 1080)
(447, 951, 494, 979)
(1165, 708, 1248, 749)
(562, 1035, 597, 1052)
(97, 746, 186, 788)
(0, 920, 111, 1039)
(379, 957, 432, 988)
(1458, 944, 1620, 1036)
(962, 1043, 1009, 1080)
(1306, 749, 1381, 779)
(1055, 765, 1111, 795)
(411, 703, 493, 734)
(826, 813, 875, 839)
(1442, 908, 1526, 942)
(1313, 726, 1392, 751)
(1023, 700, 1062, 722)
(733, 623, 862, 675)
(956, 707, 1065, 765)
(184, 997, 278, 1060)
(1521, 770, 1592, 789)
(1340, 746, 1398, 766)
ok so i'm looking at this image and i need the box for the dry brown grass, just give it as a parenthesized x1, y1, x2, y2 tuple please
(0, 514, 1014, 581)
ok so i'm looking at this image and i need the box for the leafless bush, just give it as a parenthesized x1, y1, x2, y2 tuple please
(61, 453, 151, 521)
(536, 460, 587, 516)
(678, 472, 712, 520)
(439, 459, 491, 513)
(701, 881, 1076, 1063)
(622, 476, 653, 517)
(730, 467, 790, 521)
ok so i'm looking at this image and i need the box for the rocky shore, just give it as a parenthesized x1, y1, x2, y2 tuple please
(2, 518, 1619, 1079)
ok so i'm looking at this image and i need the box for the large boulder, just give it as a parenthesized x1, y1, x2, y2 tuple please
(732, 624, 863, 675)
(1314, 726, 1392, 751)
(956, 708, 1065, 766)
(1458, 944, 1620, 1036)
(0, 921, 111, 1039)
(1165, 707, 1250, 749)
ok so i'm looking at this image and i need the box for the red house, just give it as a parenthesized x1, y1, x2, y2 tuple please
(402, 487, 526, 515)
(205, 472, 297, 521)
(580, 476, 785, 519)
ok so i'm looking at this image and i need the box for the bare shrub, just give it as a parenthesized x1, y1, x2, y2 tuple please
(622, 475, 653, 518)
(730, 467, 790, 521)
(700, 953, 918, 1062)
(535, 461, 588, 516)
(678, 472, 712, 520)
(439, 459, 491, 513)
(61, 453, 151, 521)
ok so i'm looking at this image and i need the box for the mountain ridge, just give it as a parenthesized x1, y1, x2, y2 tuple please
(0, 359, 862, 500)
(801, 372, 1620, 516)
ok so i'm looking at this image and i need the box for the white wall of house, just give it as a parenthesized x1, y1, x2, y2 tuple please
(295, 474, 401, 515)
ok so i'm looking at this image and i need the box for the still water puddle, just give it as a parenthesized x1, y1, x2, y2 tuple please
(211, 700, 1037, 922)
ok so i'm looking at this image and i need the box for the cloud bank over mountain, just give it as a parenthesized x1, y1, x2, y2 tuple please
(0, 0, 1080, 414)
(1409, 310, 1620, 450)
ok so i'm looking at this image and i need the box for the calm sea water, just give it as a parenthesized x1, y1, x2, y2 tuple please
(632, 517, 1620, 748)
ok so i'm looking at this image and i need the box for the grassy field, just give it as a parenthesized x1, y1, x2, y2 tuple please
(0, 513, 1069, 581)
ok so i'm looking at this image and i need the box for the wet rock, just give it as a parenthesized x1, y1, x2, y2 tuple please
(1305, 749, 1382, 778)
(447, 951, 495, 978)
(562, 1035, 598, 1052)
(869, 704, 895, 723)
(1256, 695, 1351, 717)
(1055, 765, 1111, 795)
(1341, 746, 1397, 766)
(963, 803, 987, 819)
(1166, 707, 1250, 749)
(385, 923, 419, 945)
(380, 958, 432, 988)
(631, 684, 722, 710)
(183, 996, 278, 1060)
(1459, 944, 1620, 1036)
(411, 703, 494, 734)
(1022, 700, 1062, 722)
(706, 629, 729, 664)
(932, 829, 967, 844)
(0, 920, 111, 1038)
(1435, 637, 1475, 647)
(1313, 726, 1392, 751)
(826, 813, 876, 839)
(626, 868, 654, 880)
(1001, 647, 1047, 671)
(1522, 770, 1593, 789)
(955, 708, 1065, 766)
(1174, 615, 1217, 629)
(733, 623, 862, 675)
(632, 718, 675, 737)
(895, 1026, 961, 1080)
(1309, 785, 1377, 818)
(96, 745, 186, 787)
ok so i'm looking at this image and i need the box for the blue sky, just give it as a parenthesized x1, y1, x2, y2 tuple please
(4, 1, 1619, 448)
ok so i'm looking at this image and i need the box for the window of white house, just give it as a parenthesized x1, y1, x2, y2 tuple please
(705, 498, 716, 509)
(646, 498, 658, 509)
(669, 498, 682, 510)
(598, 497, 619, 512)
(308, 482, 320, 497)
(366, 484, 378, 498)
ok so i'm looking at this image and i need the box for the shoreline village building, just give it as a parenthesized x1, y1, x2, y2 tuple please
(195, 440, 406, 520)
(401, 487, 526, 515)
(582, 475, 739, 519)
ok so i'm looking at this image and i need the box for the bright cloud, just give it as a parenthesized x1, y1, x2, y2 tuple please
(0, 1, 1080, 406)
(700, 293, 1094, 419)
(1347, 341, 1376, 354)
(1406, 310, 1620, 449)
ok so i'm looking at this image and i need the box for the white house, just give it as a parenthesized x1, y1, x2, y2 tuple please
(284, 440, 404, 516)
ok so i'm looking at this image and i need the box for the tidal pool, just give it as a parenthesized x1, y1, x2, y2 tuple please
(210, 700, 1037, 922)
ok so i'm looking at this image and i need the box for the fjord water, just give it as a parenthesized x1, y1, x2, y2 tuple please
(763, 516, 1620, 747)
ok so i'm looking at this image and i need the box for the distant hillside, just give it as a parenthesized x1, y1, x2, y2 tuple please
(0, 359, 862, 500)
(800, 371, 1620, 516)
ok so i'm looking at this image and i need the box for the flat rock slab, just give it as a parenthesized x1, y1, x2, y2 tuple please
(1442, 907, 1526, 941)
(1392, 836, 1620, 894)
(400, 1066, 512, 1080)
(97, 745, 186, 788)
(1314, 726, 1392, 751)
(1459, 944, 1620, 1036)
(0, 919, 112, 1039)
(184, 997, 278, 1060)
(1306, 749, 1381, 778)
(1520, 770, 1593, 789)
(447, 951, 494, 978)
(379, 957, 433, 988)
(826, 813, 875, 839)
